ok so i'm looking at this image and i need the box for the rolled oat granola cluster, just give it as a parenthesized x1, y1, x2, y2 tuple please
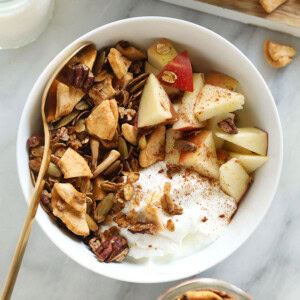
(28, 39, 184, 263)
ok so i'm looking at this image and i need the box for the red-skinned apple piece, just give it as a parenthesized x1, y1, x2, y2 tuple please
(157, 51, 193, 92)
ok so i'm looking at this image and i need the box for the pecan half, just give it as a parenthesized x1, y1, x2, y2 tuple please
(88, 237, 104, 256)
(66, 63, 94, 92)
(174, 140, 197, 152)
(218, 118, 238, 134)
(98, 235, 129, 263)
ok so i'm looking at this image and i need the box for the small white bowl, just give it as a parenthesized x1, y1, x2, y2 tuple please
(16, 17, 283, 283)
(158, 278, 252, 300)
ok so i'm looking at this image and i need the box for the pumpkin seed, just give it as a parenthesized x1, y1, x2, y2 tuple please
(52, 111, 79, 129)
(75, 119, 86, 133)
(103, 160, 121, 176)
(93, 50, 106, 75)
(47, 162, 62, 178)
(73, 110, 90, 125)
(127, 73, 149, 90)
(86, 214, 98, 231)
(118, 137, 129, 160)
(129, 77, 148, 94)
(75, 99, 90, 110)
(94, 193, 114, 221)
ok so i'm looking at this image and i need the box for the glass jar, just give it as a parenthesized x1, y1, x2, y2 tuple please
(158, 278, 253, 300)
(0, 0, 55, 49)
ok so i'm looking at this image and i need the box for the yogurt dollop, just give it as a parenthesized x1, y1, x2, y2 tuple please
(109, 161, 237, 263)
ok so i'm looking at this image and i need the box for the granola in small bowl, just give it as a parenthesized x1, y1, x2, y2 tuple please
(158, 278, 252, 300)
(28, 38, 269, 264)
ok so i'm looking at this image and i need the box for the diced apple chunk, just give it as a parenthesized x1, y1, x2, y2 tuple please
(145, 61, 180, 97)
(173, 73, 206, 131)
(194, 84, 245, 122)
(165, 129, 183, 165)
(139, 126, 166, 168)
(179, 130, 219, 179)
(229, 153, 269, 173)
(223, 141, 253, 154)
(157, 51, 193, 92)
(206, 112, 235, 149)
(137, 74, 176, 128)
(220, 158, 251, 203)
(147, 38, 178, 71)
(215, 128, 268, 156)
(206, 71, 238, 91)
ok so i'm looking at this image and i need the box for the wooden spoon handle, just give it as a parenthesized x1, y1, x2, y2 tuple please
(1, 133, 50, 300)
(1, 179, 45, 300)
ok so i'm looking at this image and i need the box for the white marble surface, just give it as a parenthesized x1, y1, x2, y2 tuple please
(0, 0, 299, 299)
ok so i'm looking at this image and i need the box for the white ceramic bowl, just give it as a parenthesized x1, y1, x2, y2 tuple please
(16, 17, 283, 283)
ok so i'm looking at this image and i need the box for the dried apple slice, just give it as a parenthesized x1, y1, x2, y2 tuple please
(52, 184, 89, 236)
(55, 81, 85, 120)
(107, 48, 131, 79)
(85, 99, 118, 141)
(116, 41, 146, 61)
(58, 147, 93, 179)
(54, 183, 86, 212)
(157, 51, 193, 92)
(259, 0, 287, 13)
(263, 40, 296, 68)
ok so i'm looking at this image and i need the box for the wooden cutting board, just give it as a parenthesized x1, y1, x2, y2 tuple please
(160, 0, 300, 37)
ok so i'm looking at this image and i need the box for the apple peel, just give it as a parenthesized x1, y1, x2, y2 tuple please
(157, 51, 193, 92)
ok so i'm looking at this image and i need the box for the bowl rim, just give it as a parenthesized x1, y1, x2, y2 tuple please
(16, 16, 283, 283)
(157, 278, 253, 300)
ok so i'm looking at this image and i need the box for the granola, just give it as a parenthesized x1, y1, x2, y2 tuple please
(28, 38, 268, 264)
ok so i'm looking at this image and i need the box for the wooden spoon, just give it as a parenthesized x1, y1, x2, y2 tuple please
(1, 41, 97, 300)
